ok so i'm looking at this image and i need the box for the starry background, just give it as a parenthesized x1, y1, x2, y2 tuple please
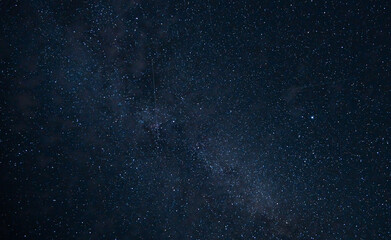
(1, 0, 390, 239)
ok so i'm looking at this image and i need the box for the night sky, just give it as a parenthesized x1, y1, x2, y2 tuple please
(1, 0, 390, 239)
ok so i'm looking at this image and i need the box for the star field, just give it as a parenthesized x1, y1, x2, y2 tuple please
(1, 0, 390, 239)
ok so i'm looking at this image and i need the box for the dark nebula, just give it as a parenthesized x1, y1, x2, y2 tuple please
(1, 0, 390, 239)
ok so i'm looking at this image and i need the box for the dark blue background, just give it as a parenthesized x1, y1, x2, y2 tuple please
(1, 0, 390, 239)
